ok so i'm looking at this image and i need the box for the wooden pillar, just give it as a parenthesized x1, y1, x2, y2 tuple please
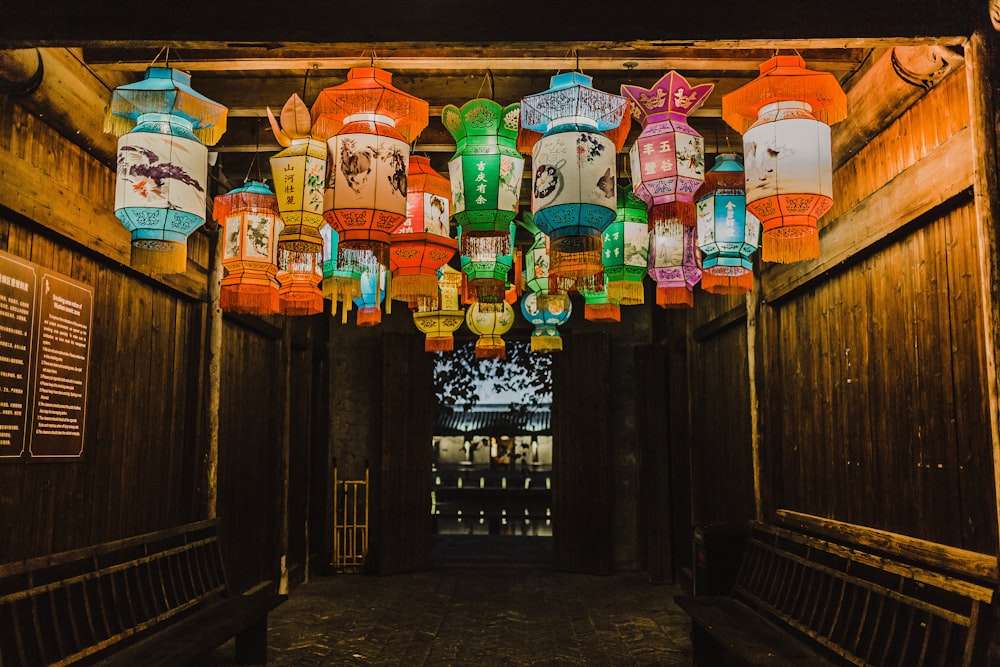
(205, 224, 223, 519)
(746, 283, 764, 522)
(964, 27, 1000, 563)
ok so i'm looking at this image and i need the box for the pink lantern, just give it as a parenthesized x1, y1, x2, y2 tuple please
(648, 220, 701, 309)
(621, 72, 714, 228)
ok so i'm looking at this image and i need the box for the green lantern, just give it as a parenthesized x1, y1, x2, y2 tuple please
(458, 222, 515, 309)
(604, 185, 650, 305)
(442, 99, 525, 261)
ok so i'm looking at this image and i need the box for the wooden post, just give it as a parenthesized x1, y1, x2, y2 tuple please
(206, 223, 223, 519)
(746, 282, 764, 522)
(278, 321, 292, 594)
(965, 29, 1000, 561)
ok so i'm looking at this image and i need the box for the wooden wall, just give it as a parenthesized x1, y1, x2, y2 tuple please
(0, 95, 329, 593)
(682, 65, 998, 558)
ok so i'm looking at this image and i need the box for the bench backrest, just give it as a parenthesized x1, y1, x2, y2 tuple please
(0, 519, 228, 666)
(734, 522, 995, 667)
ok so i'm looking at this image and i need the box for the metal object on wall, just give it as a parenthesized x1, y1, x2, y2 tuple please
(332, 465, 369, 572)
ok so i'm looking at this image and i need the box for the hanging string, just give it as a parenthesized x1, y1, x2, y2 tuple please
(488, 70, 494, 101)
(301, 67, 310, 104)
(149, 46, 167, 67)
(575, 49, 580, 73)
(244, 117, 262, 184)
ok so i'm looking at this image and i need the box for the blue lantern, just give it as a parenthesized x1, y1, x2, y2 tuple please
(519, 72, 630, 283)
(106, 67, 227, 274)
(696, 154, 761, 295)
(353, 264, 387, 327)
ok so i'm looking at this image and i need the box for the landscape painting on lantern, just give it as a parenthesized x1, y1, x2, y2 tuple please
(743, 121, 832, 203)
(115, 133, 206, 216)
(224, 217, 241, 259)
(623, 222, 649, 267)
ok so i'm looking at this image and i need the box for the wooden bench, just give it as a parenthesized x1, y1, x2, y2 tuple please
(675, 513, 996, 666)
(0, 518, 287, 666)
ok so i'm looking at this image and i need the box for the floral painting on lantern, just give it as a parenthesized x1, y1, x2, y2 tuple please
(245, 214, 273, 259)
(224, 216, 241, 259)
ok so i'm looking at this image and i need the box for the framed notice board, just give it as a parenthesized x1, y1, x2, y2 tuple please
(0, 249, 93, 461)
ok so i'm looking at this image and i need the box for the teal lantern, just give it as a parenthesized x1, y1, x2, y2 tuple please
(696, 154, 760, 295)
(320, 224, 362, 322)
(604, 185, 650, 306)
(519, 72, 630, 283)
(520, 290, 572, 353)
(441, 99, 524, 261)
(353, 264, 387, 327)
(106, 66, 227, 274)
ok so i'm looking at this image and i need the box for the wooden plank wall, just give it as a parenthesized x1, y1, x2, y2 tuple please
(0, 94, 329, 593)
(759, 69, 997, 554)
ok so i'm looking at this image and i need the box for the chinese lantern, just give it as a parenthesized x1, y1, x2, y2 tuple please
(696, 154, 761, 295)
(312, 67, 429, 271)
(267, 93, 327, 254)
(580, 284, 620, 323)
(212, 181, 282, 315)
(389, 156, 457, 309)
(458, 223, 515, 309)
(621, 71, 714, 228)
(604, 184, 650, 306)
(649, 220, 701, 308)
(353, 264, 387, 327)
(320, 224, 362, 322)
(413, 265, 465, 352)
(465, 300, 516, 360)
(722, 55, 847, 263)
(519, 72, 630, 282)
(106, 66, 227, 274)
(521, 290, 572, 352)
(277, 247, 323, 316)
(441, 99, 524, 261)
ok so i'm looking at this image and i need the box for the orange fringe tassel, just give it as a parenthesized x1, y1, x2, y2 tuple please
(425, 336, 455, 352)
(656, 286, 694, 309)
(762, 229, 820, 264)
(220, 285, 280, 315)
(280, 292, 324, 316)
(649, 201, 696, 227)
(356, 307, 382, 327)
(585, 303, 621, 322)
(701, 271, 754, 295)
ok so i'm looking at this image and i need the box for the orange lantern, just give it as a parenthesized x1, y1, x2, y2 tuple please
(722, 55, 847, 263)
(213, 181, 282, 315)
(312, 67, 429, 271)
(389, 156, 457, 309)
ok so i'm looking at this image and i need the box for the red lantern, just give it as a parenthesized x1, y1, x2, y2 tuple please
(277, 248, 323, 316)
(212, 181, 282, 315)
(312, 67, 429, 271)
(722, 55, 847, 263)
(389, 156, 457, 309)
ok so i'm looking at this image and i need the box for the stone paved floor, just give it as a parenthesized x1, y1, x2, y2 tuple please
(192, 537, 693, 666)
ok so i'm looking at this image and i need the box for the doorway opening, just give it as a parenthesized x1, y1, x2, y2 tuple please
(430, 339, 553, 566)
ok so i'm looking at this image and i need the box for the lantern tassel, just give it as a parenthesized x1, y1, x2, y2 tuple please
(131, 242, 188, 275)
(656, 286, 694, 309)
(584, 302, 621, 322)
(762, 229, 820, 264)
(220, 285, 280, 315)
(607, 281, 645, 306)
(649, 201, 697, 227)
(701, 271, 755, 295)
(425, 336, 455, 352)
(356, 306, 382, 327)
(530, 335, 563, 353)
(280, 291, 324, 316)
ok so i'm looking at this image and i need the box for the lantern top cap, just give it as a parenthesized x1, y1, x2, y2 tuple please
(212, 180, 279, 221)
(104, 66, 228, 145)
(721, 55, 847, 134)
(620, 70, 714, 124)
(709, 153, 745, 172)
(520, 72, 629, 133)
(441, 98, 521, 144)
(310, 66, 429, 143)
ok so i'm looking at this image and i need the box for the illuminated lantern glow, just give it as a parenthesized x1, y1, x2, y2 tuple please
(722, 55, 847, 263)
(604, 185, 650, 305)
(458, 223, 515, 309)
(441, 99, 524, 261)
(465, 300, 516, 360)
(621, 71, 714, 228)
(389, 156, 457, 309)
(212, 181, 282, 315)
(696, 154, 761, 295)
(521, 290, 572, 352)
(320, 225, 362, 323)
(267, 93, 327, 254)
(277, 247, 323, 316)
(312, 67, 429, 271)
(106, 66, 227, 274)
(649, 220, 701, 309)
(519, 72, 630, 282)
(353, 264, 387, 327)
(413, 265, 465, 352)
